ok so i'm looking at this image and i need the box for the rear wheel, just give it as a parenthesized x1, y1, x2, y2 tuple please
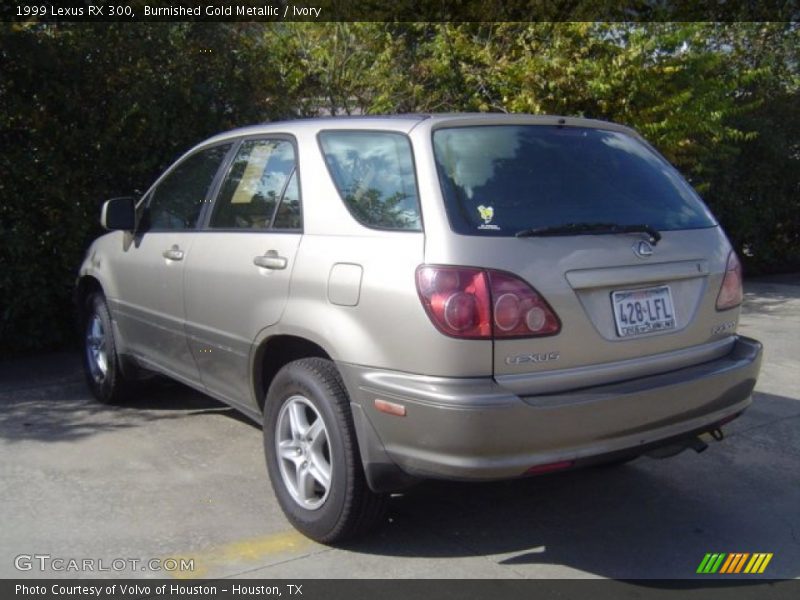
(263, 358, 387, 543)
(82, 293, 131, 404)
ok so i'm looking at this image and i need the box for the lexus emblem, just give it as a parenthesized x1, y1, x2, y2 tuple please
(633, 240, 654, 258)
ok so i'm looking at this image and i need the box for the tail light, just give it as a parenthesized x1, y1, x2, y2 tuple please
(416, 266, 561, 339)
(716, 251, 743, 311)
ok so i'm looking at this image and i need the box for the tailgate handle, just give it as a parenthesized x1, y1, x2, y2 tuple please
(566, 260, 708, 289)
(253, 250, 287, 270)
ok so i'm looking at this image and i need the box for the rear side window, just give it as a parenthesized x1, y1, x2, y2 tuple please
(210, 139, 299, 230)
(148, 144, 231, 230)
(319, 131, 421, 231)
(432, 126, 716, 236)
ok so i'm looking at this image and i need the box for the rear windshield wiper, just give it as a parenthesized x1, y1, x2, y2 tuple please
(516, 222, 661, 245)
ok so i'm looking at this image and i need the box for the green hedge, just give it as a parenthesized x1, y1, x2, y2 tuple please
(1, 23, 798, 357)
(1, 23, 296, 356)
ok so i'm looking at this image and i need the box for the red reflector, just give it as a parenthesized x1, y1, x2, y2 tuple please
(525, 460, 574, 475)
(374, 399, 407, 417)
(717, 412, 741, 427)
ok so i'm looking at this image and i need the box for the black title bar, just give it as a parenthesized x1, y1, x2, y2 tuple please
(2, 0, 799, 23)
(4, 579, 799, 600)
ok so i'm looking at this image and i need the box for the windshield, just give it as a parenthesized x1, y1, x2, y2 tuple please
(432, 125, 716, 237)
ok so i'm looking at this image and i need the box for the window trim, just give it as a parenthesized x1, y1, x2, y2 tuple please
(269, 167, 302, 231)
(199, 133, 304, 234)
(316, 129, 424, 233)
(140, 140, 236, 234)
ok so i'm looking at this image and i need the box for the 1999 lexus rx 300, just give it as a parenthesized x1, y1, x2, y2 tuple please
(77, 114, 762, 542)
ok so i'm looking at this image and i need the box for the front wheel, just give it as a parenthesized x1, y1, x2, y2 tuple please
(263, 358, 387, 543)
(82, 293, 131, 404)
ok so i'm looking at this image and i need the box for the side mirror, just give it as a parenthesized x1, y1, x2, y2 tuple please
(100, 197, 136, 231)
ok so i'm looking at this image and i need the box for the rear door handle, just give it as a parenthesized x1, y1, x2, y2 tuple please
(253, 250, 288, 270)
(162, 245, 184, 261)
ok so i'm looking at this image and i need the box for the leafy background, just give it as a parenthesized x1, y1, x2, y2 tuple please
(1, 22, 798, 356)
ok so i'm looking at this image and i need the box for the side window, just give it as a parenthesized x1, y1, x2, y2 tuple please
(148, 144, 231, 231)
(318, 131, 421, 231)
(210, 139, 297, 230)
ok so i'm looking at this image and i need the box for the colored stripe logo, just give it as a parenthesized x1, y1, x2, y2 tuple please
(697, 553, 773, 574)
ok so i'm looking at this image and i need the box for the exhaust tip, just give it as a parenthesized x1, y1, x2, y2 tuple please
(689, 437, 709, 453)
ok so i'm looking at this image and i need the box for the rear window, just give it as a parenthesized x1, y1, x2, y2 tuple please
(319, 131, 421, 231)
(432, 125, 716, 236)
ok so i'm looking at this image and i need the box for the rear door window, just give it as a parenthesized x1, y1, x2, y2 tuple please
(209, 139, 298, 230)
(319, 131, 421, 231)
(432, 125, 716, 236)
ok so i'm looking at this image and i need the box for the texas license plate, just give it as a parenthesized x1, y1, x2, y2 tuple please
(612, 285, 676, 337)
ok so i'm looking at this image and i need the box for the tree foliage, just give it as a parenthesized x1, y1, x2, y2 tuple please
(1, 22, 798, 356)
(0, 23, 298, 354)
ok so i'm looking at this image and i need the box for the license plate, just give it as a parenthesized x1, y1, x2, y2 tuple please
(612, 285, 676, 337)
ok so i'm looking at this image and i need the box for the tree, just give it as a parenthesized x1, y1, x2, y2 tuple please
(2, 22, 797, 357)
(0, 23, 299, 355)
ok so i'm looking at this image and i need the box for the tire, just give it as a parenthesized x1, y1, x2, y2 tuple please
(263, 358, 388, 543)
(81, 293, 131, 404)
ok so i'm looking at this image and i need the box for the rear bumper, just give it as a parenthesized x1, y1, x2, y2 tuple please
(339, 336, 762, 491)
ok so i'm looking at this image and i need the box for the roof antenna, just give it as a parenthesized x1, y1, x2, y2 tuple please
(557, 117, 566, 128)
